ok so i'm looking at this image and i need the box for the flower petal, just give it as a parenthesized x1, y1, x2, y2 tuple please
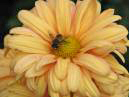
(18, 10, 54, 41)
(5, 35, 50, 54)
(54, 58, 69, 80)
(56, 0, 71, 35)
(96, 9, 115, 22)
(74, 54, 111, 76)
(81, 70, 100, 97)
(88, 15, 122, 34)
(97, 82, 115, 95)
(113, 50, 125, 63)
(26, 78, 37, 91)
(36, 75, 47, 97)
(92, 72, 118, 84)
(47, 0, 56, 13)
(10, 27, 45, 43)
(36, 54, 56, 70)
(81, 25, 128, 45)
(72, 0, 90, 35)
(81, 40, 115, 56)
(77, 0, 98, 36)
(67, 62, 81, 92)
(25, 64, 50, 78)
(14, 54, 41, 74)
(59, 79, 69, 96)
(105, 55, 128, 75)
(35, 0, 56, 36)
(48, 69, 61, 92)
(49, 89, 60, 97)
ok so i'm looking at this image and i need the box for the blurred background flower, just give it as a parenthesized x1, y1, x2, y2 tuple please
(0, 0, 129, 70)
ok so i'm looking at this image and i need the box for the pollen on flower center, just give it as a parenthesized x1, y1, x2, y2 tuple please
(51, 34, 80, 58)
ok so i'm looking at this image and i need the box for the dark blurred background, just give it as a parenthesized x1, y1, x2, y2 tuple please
(0, 0, 129, 70)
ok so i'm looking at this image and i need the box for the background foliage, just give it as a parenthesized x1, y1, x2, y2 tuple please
(0, 0, 129, 69)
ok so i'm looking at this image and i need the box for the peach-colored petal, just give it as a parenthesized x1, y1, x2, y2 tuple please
(113, 50, 125, 63)
(97, 82, 115, 95)
(81, 40, 115, 56)
(26, 78, 37, 91)
(35, 0, 56, 36)
(14, 54, 42, 74)
(81, 70, 100, 97)
(96, 9, 115, 22)
(54, 58, 69, 80)
(47, 0, 56, 13)
(31, 7, 38, 16)
(92, 72, 118, 84)
(49, 89, 60, 97)
(105, 55, 128, 75)
(115, 41, 127, 54)
(72, 0, 90, 35)
(36, 54, 56, 70)
(10, 27, 46, 43)
(67, 62, 81, 92)
(5, 35, 50, 54)
(36, 75, 47, 97)
(77, 0, 98, 37)
(56, 0, 71, 36)
(25, 64, 50, 78)
(48, 69, 61, 92)
(18, 10, 54, 41)
(59, 79, 69, 96)
(74, 54, 111, 76)
(81, 25, 128, 46)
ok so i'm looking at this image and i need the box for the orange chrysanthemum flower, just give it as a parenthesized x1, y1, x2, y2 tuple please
(3, 0, 129, 97)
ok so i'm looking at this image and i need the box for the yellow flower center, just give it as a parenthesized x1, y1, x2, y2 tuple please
(51, 35, 80, 58)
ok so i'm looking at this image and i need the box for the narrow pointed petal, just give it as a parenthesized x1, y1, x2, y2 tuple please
(49, 69, 61, 92)
(18, 10, 54, 41)
(113, 50, 125, 63)
(82, 70, 100, 97)
(105, 55, 129, 75)
(56, 0, 71, 35)
(96, 1, 101, 16)
(74, 54, 111, 76)
(5, 35, 50, 54)
(35, 0, 56, 35)
(54, 58, 69, 80)
(67, 62, 81, 92)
